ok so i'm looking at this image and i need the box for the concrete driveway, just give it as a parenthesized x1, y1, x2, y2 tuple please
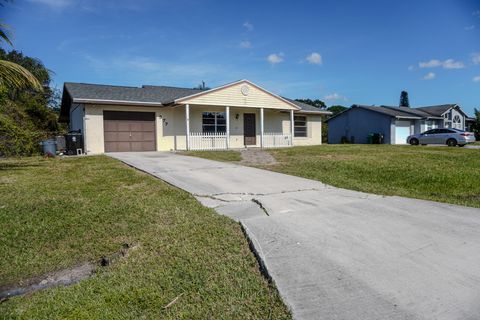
(110, 152, 480, 320)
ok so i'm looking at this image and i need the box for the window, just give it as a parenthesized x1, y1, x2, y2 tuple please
(294, 116, 307, 137)
(202, 112, 226, 133)
(437, 129, 453, 134)
(425, 120, 437, 131)
(452, 115, 462, 129)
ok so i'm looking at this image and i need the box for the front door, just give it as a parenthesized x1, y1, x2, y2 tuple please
(243, 113, 256, 146)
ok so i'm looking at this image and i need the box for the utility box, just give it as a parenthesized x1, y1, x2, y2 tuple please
(64, 132, 84, 155)
(372, 133, 384, 144)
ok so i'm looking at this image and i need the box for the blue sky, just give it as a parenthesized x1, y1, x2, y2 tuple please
(2, 0, 480, 114)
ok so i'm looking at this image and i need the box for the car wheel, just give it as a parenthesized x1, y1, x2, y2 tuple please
(409, 138, 419, 145)
(446, 138, 457, 147)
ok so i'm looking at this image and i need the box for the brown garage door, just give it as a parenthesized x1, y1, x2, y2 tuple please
(104, 111, 156, 152)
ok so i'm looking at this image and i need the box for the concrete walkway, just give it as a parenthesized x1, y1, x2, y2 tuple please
(110, 152, 480, 320)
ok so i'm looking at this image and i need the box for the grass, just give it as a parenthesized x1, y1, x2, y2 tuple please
(0, 156, 290, 319)
(180, 150, 242, 162)
(185, 145, 480, 208)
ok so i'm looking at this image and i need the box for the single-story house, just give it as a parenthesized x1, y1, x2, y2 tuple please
(59, 79, 331, 154)
(326, 104, 472, 145)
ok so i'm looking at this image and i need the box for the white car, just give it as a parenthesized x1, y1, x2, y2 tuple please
(407, 128, 476, 147)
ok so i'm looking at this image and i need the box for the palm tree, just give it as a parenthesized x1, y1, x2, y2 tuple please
(0, 22, 42, 91)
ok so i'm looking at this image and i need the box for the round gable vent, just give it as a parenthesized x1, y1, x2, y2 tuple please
(241, 85, 250, 96)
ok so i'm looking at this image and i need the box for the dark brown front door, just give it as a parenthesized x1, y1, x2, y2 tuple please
(104, 111, 156, 152)
(243, 113, 256, 145)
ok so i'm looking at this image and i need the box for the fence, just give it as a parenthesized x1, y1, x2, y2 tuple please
(189, 132, 228, 150)
(263, 133, 292, 148)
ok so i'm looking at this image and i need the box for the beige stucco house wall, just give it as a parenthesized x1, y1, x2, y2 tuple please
(83, 104, 323, 154)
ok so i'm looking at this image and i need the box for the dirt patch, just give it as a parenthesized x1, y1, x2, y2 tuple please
(0, 263, 95, 302)
(240, 149, 277, 166)
(0, 243, 137, 302)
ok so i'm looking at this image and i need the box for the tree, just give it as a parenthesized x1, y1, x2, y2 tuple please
(473, 108, 480, 141)
(0, 1, 42, 91)
(194, 81, 210, 90)
(0, 49, 61, 156)
(399, 91, 410, 108)
(327, 105, 348, 116)
(295, 98, 326, 109)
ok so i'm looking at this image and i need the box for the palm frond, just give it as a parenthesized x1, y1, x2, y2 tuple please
(0, 22, 13, 46)
(0, 60, 43, 91)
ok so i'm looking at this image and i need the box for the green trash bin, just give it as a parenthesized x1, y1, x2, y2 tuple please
(367, 133, 374, 144)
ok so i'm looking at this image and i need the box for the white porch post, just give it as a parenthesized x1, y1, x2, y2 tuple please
(225, 106, 230, 149)
(290, 110, 294, 146)
(260, 107, 264, 148)
(185, 104, 190, 150)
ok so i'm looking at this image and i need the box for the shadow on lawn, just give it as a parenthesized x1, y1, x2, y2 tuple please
(0, 161, 42, 171)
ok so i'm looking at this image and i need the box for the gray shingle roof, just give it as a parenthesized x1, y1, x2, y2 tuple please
(64, 82, 204, 104)
(283, 98, 331, 114)
(326, 104, 460, 122)
(415, 104, 456, 117)
(354, 105, 424, 118)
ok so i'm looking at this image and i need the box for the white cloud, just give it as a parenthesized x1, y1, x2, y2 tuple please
(28, 0, 73, 9)
(243, 21, 254, 31)
(465, 25, 475, 31)
(422, 72, 436, 80)
(473, 76, 480, 82)
(408, 65, 415, 71)
(267, 53, 284, 65)
(306, 52, 322, 65)
(419, 59, 442, 68)
(418, 59, 465, 69)
(82, 54, 224, 82)
(473, 10, 480, 17)
(472, 52, 480, 65)
(442, 59, 465, 69)
(239, 40, 251, 49)
(324, 93, 347, 101)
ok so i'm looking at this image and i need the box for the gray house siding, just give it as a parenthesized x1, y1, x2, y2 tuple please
(69, 103, 85, 133)
(328, 108, 393, 144)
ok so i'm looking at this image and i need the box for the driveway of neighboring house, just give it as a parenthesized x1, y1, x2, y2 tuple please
(110, 152, 480, 320)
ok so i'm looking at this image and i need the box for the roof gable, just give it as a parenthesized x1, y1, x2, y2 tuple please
(415, 104, 457, 117)
(175, 80, 300, 110)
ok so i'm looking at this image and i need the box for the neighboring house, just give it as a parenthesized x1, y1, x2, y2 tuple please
(327, 104, 471, 145)
(59, 79, 331, 154)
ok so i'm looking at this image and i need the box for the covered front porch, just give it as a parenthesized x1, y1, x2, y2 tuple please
(184, 104, 296, 150)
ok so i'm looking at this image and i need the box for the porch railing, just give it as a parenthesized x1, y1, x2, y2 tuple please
(189, 132, 227, 150)
(263, 133, 292, 148)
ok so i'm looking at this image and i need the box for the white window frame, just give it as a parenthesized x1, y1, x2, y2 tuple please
(294, 115, 307, 138)
(202, 112, 226, 133)
(452, 115, 462, 129)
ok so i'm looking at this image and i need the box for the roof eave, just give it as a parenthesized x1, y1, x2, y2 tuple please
(395, 116, 423, 120)
(295, 110, 332, 115)
(72, 98, 164, 107)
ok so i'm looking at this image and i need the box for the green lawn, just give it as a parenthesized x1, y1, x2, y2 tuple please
(180, 150, 242, 162)
(0, 156, 290, 319)
(185, 145, 480, 208)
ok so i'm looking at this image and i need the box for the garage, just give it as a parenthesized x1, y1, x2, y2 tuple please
(103, 111, 156, 152)
(395, 120, 411, 145)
